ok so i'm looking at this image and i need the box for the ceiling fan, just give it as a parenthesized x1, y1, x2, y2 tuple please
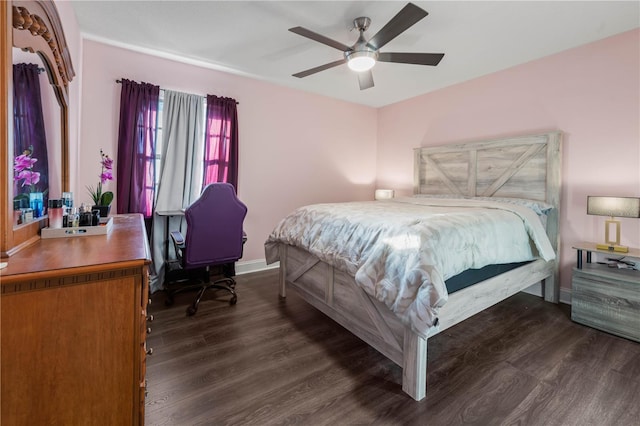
(289, 2, 444, 90)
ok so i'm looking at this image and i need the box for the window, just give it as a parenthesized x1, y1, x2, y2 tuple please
(203, 96, 238, 189)
(203, 113, 232, 184)
(117, 80, 238, 218)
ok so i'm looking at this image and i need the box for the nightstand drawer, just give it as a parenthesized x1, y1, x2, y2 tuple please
(571, 266, 640, 342)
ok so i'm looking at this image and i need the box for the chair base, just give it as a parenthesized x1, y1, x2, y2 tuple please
(186, 278, 237, 316)
(164, 263, 238, 315)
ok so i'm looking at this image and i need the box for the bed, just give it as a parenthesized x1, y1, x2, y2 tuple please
(265, 132, 562, 401)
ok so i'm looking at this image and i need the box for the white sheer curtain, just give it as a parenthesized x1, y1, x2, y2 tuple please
(150, 90, 204, 293)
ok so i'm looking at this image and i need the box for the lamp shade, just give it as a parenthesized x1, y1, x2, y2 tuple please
(375, 189, 394, 200)
(587, 196, 640, 218)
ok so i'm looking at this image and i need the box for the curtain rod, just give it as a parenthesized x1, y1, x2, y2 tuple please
(115, 79, 239, 105)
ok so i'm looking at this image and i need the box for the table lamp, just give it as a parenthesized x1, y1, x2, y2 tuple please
(375, 189, 394, 200)
(587, 196, 640, 253)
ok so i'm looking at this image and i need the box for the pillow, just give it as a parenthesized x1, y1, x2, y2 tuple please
(470, 197, 553, 216)
(413, 194, 553, 216)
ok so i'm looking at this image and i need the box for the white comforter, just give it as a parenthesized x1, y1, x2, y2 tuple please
(264, 197, 555, 337)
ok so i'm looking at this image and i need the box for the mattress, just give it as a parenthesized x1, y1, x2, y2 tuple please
(445, 261, 531, 294)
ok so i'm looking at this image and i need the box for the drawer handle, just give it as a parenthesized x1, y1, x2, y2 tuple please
(147, 314, 154, 322)
(147, 327, 152, 334)
(146, 347, 153, 355)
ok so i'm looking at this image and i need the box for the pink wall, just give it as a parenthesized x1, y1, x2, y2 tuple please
(377, 29, 640, 291)
(78, 40, 378, 262)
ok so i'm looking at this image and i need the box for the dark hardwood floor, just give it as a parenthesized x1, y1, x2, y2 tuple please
(145, 269, 640, 425)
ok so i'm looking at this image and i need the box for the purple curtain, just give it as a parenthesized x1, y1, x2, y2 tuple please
(116, 79, 160, 217)
(203, 95, 238, 190)
(13, 63, 48, 204)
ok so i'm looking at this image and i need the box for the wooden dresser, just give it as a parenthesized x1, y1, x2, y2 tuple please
(1, 214, 151, 425)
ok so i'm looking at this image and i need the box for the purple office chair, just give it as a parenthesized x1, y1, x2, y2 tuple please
(165, 183, 247, 316)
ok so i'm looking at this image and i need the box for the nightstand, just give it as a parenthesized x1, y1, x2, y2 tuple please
(571, 242, 640, 342)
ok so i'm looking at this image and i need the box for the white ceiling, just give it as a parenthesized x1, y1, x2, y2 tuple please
(70, 1, 640, 108)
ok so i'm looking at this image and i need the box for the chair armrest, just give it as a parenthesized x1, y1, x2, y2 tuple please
(170, 231, 186, 262)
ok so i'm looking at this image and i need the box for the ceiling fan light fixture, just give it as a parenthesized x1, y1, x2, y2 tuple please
(290, 3, 442, 89)
(347, 51, 377, 72)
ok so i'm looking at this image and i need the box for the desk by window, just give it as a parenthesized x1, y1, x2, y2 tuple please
(156, 209, 185, 262)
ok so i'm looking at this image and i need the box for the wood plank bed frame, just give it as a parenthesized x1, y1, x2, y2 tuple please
(276, 132, 562, 401)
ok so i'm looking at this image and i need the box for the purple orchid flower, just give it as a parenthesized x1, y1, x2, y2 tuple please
(88, 150, 115, 206)
(102, 155, 114, 170)
(100, 170, 113, 184)
(14, 154, 37, 173)
(17, 170, 40, 186)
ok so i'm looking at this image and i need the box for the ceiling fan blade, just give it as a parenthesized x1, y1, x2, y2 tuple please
(357, 70, 374, 90)
(292, 58, 348, 78)
(367, 3, 428, 50)
(289, 26, 352, 52)
(378, 52, 444, 66)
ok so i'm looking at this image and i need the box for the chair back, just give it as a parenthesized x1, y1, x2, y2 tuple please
(183, 183, 247, 269)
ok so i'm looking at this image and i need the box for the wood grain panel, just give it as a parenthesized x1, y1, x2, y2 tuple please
(0, 1, 11, 256)
(289, 259, 326, 302)
(419, 151, 470, 195)
(571, 265, 640, 342)
(414, 132, 560, 206)
(1, 277, 136, 424)
(476, 145, 546, 199)
(402, 329, 427, 400)
(432, 259, 555, 335)
(0, 214, 150, 280)
(332, 271, 374, 330)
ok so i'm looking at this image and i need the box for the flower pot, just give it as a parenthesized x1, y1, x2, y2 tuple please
(92, 205, 111, 218)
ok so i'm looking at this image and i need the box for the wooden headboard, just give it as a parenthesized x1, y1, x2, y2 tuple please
(413, 132, 562, 256)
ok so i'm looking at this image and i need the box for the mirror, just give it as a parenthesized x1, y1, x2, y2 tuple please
(12, 47, 61, 224)
(1, 0, 74, 257)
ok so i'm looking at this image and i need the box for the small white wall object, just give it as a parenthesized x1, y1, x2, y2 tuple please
(375, 189, 395, 200)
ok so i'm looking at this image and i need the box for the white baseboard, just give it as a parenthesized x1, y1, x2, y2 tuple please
(522, 282, 571, 305)
(236, 259, 279, 275)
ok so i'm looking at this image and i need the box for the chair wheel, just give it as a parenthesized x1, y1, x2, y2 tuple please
(186, 304, 197, 316)
(230, 296, 237, 305)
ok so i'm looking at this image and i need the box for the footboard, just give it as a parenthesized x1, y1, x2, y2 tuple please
(278, 244, 407, 365)
(277, 243, 557, 401)
(278, 244, 429, 400)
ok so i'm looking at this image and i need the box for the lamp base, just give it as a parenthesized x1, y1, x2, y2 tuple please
(596, 243, 629, 253)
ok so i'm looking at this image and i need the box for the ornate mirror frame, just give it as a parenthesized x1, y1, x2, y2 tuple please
(1, 0, 74, 257)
